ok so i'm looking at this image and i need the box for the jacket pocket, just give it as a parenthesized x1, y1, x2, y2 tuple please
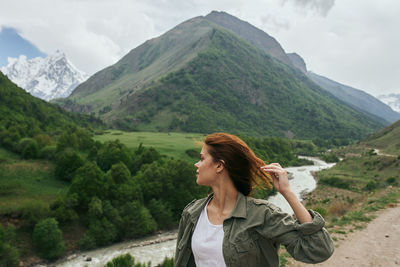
(232, 234, 260, 265)
(234, 238, 257, 253)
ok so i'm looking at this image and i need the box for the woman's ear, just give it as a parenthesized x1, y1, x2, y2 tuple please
(216, 160, 225, 173)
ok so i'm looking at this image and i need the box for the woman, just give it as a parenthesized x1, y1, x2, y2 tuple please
(175, 133, 334, 267)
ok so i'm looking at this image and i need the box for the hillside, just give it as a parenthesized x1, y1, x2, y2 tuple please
(56, 12, 383, 140)
(286, 53, 400, 124)
(307, 72, 400, 124)
(361, 119, 400, 156)
(0, 71, 101, 149)
(57, 16, 214, 112)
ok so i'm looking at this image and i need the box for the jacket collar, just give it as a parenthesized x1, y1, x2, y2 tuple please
(187, 191, 247, 223)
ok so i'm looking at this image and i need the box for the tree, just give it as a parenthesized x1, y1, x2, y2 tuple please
(55, 149, 85, 181)
(33, 218, 65, 259)
(134, 159, 206, 220)
(148, 199, 173, 229)
(96, 140, 132, 172)
(68, 162, 108, 210)
(130, 144, 161, 175)
(56, 132, 79, 152)
(120, 201, 156, 238)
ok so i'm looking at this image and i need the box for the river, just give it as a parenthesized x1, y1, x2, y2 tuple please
(54, 156, 335, 267)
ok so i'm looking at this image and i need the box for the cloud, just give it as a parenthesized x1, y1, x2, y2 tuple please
(0, 0, 158, 75)
(1, 0, 399, 95)
(280, 0, 335, 17)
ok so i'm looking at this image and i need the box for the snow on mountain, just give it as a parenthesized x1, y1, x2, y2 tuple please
(377, 93, 400, 113)
(0, 50, 88, 101)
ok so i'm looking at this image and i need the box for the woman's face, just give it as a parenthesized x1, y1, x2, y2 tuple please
(194, 144, 219, 186)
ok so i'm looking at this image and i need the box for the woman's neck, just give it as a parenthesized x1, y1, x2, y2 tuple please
(208, 175, 238, 223)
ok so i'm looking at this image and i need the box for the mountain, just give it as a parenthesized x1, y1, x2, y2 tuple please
(56, 12, 383, 140)
(287, 53, 400, 124)
(377, 93, 400, 113)
(205, 11, 293, 66)
(0, 50, 88, 101)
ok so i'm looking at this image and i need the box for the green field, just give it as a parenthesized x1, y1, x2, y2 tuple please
(0, 156, 69, 213)
(94, 131, 205, 163)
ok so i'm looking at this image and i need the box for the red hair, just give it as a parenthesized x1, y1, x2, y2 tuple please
(204, 133, 272, 196)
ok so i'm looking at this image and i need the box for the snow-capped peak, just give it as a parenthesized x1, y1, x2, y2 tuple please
(0, 51, 88, 101)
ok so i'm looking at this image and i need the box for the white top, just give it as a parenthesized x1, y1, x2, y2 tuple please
(191, 199, 227, 267)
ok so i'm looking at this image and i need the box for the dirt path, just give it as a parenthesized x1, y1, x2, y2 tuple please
(289, 204, 400, 267)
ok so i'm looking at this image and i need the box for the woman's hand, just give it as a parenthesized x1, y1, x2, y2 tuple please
(261, 163, 312, 223)
(261, 163, 291, 195)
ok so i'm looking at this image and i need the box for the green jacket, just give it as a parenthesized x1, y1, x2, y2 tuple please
(175, 192, 334, 267)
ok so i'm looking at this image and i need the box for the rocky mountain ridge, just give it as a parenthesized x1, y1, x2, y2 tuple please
(1, 50, 88, 101)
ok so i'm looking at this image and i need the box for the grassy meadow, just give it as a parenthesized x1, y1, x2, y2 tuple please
(94, 130, 205, 163)
(0, 148, 68, 214)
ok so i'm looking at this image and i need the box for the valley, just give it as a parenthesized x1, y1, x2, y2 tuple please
(1, 10, 399, 267)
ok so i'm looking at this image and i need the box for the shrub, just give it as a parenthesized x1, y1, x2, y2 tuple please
(386, 177, 396, 184)
(33, 218, 65, 259)
(313, 207, 327, 217)
(185, 149, 198, 158)
(17, 138, 40, 159)
(328, 202, 351, 216)
(21, 201, 50, 229)
(0, 224, 20, 267)
(40, 145, 57, 160)
(364, 180, 378, 191)
(0, 244, 20, 267)
(321, 153, 339, 163)
(78, 232, 96, 250)
(104, 253, 151, 267)
(319, 177, 350, 189)
(50, 198, 79, 225)
(33, 134, 52, 149)
(156, 257, 174, 267)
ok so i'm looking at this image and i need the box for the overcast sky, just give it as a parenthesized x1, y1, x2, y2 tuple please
(1, 0, 399, 96)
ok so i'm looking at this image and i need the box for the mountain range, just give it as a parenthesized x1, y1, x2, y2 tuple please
(285, 53, 400, 124)
(55, 11, 387, 140)
(377, 94, 400, 113)
(0, 50, 88, 101)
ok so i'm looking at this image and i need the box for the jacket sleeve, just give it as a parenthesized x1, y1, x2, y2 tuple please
(260, 204, 334, 263)
(174, 199, 197, 267)
(175, 212, 186, 264)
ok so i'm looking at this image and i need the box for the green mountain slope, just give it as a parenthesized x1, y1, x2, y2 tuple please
(57, 17, 215, 113)
(0, 71, 101, 145)
(286, 53, 400, 124)
(307, 72, 400, 124)
(56, 13, 383, 140)
(110, 28, 381, 139)
(361, 120, 400, 155)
